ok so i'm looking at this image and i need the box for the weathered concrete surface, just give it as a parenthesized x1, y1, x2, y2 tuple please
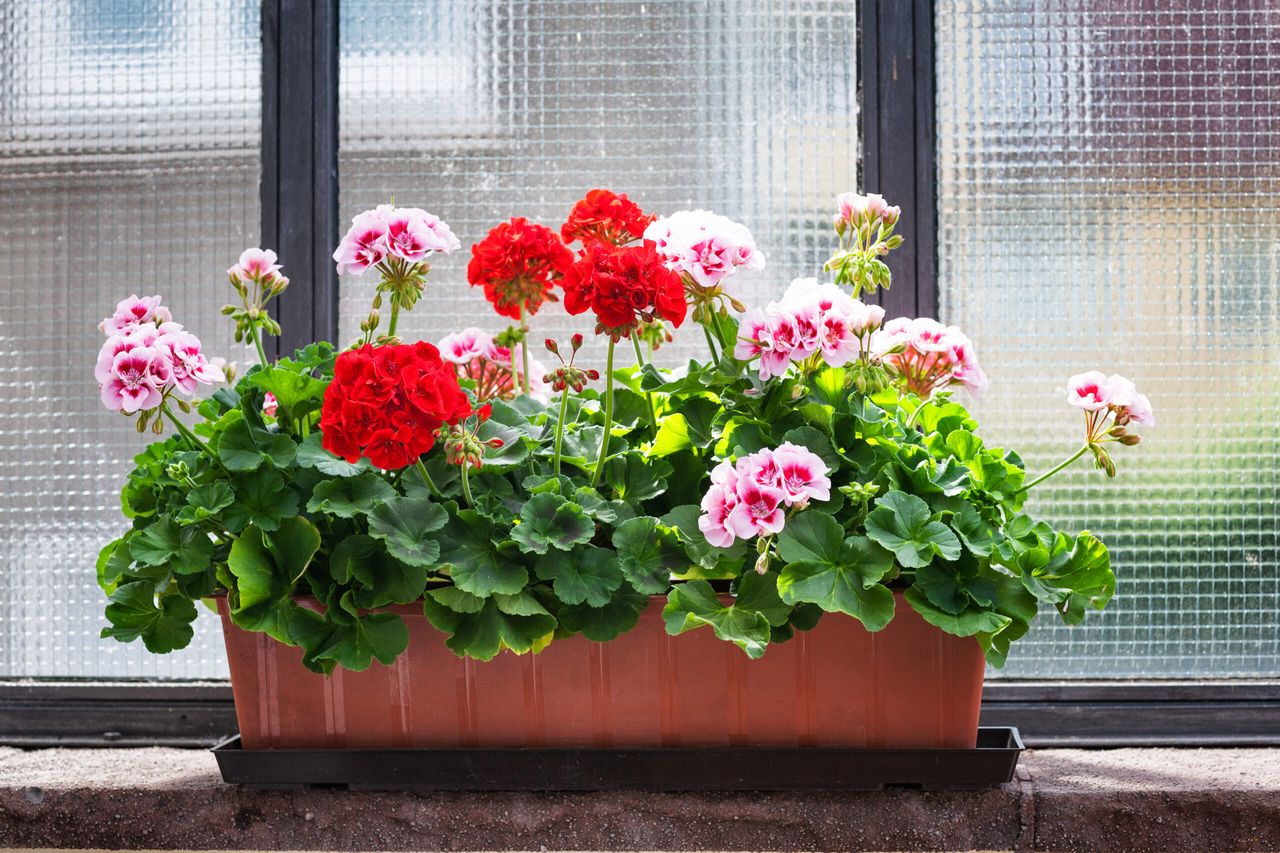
(0, 747, 1276, 852)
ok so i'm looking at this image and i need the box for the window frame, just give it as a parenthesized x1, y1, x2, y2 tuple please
(2, 0, 1277, 748)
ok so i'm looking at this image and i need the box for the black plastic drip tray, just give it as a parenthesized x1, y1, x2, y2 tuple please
(212, 726, 1024, 791)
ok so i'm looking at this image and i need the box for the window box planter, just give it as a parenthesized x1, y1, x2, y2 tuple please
(217, 592, 984, 751)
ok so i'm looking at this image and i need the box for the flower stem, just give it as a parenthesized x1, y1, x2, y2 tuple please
(904, 397, 929, 429)
(552, 385, 570, 477)
(414, 458, 445, 500)
(1017, 444, 1091, 494)
(161, 404, 228, 475)
(247, 323, 269, 367)
(630, 335, 657, 427)
(590, 338, 617, 487)
(387, 301, 400, 339)
(519, 304, 531, 394)
(460, 462, 475, 507)
(702, 322, 720, 364)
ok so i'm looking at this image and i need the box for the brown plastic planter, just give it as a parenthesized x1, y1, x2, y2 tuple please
(217, 593, 985, 751)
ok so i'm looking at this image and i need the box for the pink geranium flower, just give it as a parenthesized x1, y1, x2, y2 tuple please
(771, 442, 831, 505)
(227, 248, 282, 283)
(439, 328, 495, 365)
(385, 207, 461, 263)
(726, 479, 787, 540)
(333, 209, 390, 275)
(698, 483, 738, 548)
(737, 278, 886, 379)
(1067, 370, 1112, 411)
(100, 347, 167, 414)
(643, 209, 765, 289)
(871, 317, 987, 399)
(99, 295, 172, 336)
(157, 329, 223, 394)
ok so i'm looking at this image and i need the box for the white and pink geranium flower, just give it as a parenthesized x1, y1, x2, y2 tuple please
(1067, 371, 1155, 428)
(698, 444, 830, 547)
(871, 316, 987, 398)
(98, 295, 174, 336)
(334, 204, 460, 276)
(95, 296, 222, 414)
(835, 191, 901, 230)
(643, 209, 764, 289)
(735, 278, 885, 379)
(226, 248, 285, 285)
(438, 327, 550, 404)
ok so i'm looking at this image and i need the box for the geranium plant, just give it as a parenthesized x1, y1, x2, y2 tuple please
(96, 191, 1150, 672)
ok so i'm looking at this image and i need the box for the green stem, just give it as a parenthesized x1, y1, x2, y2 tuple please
(590, 339, 617, 487)
(161, 405, 228, 474)
(552, 385, 571, 477)
(1017, 444, 1090, 494)
(248, 323, 268, 367)
(519, 305, 531, 394)
(460, 462, 475, 508)
(387, 300, 400, 339)
(414, 458, 445, 500)
(904, 398, 928, 429)
(702, 322, 720, 364)
(630, 335, 657, 427)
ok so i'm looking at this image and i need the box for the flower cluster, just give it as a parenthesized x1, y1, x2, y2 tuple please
(561, 189, 654, 247)
(825, 192, 904, 296)
(561, 241, 687, 338)
(438, 327, 548, 402)
(643, 209, 765, 290)
(224, 248, 289, 356)
(871, 317, 988, 398)
(439, 404, 504, 471)
(699, 443, 831, 548)
(735, 278, 885, 380)
(1066, 370, 1154, 476)
(467, 217, 574, 320)
(320, 342, 471, 470)
(543, 334, 600, 393)
(835, 192, 901, 231)
(96, 295, 222, 415)
(334, 205, 460, 276)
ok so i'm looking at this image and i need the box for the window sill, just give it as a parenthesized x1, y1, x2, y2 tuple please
(1, 747, 1278, 851)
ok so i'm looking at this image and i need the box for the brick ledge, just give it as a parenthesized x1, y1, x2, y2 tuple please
(1, 747, 1277, 852)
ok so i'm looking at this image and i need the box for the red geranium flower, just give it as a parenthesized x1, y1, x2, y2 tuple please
(561, 241, 687, 338)
(466, 217, 573, 320)
(320, 342, 471, 469)
(561, 189, 655, 247)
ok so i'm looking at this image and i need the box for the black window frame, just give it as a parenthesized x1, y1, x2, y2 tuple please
(2, 0, 1277, 748)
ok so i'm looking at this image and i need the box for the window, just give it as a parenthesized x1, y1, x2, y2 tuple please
(0, 0, 259, 679)
(935, 4, 1280, 677)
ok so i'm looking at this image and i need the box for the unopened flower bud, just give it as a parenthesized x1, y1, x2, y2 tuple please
(754, 550, 771, 575)
(1118, 433, 1141, 446)
(545, 338, 559, 355)
(486, 437, 505, 448)
(585, 369, 600, 381)
(571, 333, 584, 351)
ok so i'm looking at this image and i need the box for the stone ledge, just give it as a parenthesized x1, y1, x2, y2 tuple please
(0, 747, 1277, 852)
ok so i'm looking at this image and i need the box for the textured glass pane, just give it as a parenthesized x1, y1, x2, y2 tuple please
(338, 0, 858, 364)
(0, 2, 260, 678)
(937, 3, 1280, 676)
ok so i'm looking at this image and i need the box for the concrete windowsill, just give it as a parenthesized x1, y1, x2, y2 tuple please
(1, 746, 1278, 852)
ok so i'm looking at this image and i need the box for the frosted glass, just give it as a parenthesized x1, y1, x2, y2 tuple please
(0, 1, 260, 678)
(936, 3, 1280, 676)
(338, 0, 859, 364)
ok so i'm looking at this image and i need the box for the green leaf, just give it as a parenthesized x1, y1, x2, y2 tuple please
(1020, 532, 1114, 625)
(426, 585, 486, 614)
(216, 415, 297, 471)
(557, 586, 649, 641)
(438, 510, 528, 597)
(225, 469, 299, 532)
(475, 417, 530, 472)
(96, 537, 133, 592)
(662, 580, 773, 659)
(247, 365, 327, 423)
(227, 517, 321, 643)
(781, 426, 838, 472)
(288, 607, 409, 673)
(295, 431, 368, 476)
(776, 510, 845, 565)
(777, 536, 896, 631)
(604, 453, 672, 501)
(950, 502, 1001, 557)
(306, 473, 397, 519)
(366, 496, 448, 567)
(976, 569, 1039, 668)
(734, 571, 791, 627)
(329, 534, 428, 608)
(422, 597, 557, 660)
(535, 545, 623, 606)
(612, 516, 686, 594)
(101, 583, 198, 653)
(865, 491, 961, 568)
(509, 493, 595, 555)
(914, 554, 997, 615)
(903, 585, 1011, 637)
(176, 481, 236, 525)
(129, 518, 214, 575)
(651, 398, 718, 456)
